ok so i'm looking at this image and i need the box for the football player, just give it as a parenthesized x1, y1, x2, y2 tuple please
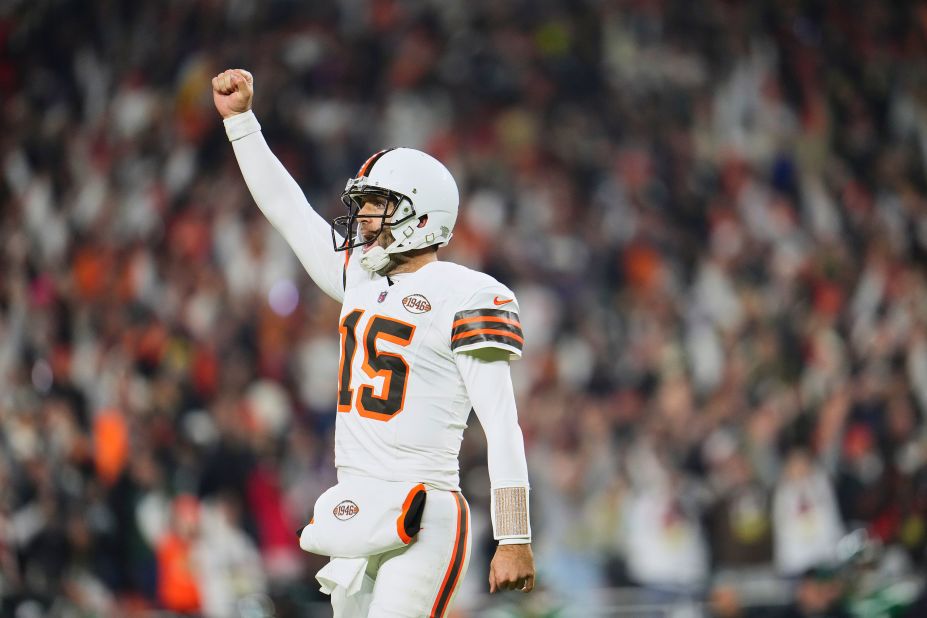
(213, 69, 535, 617)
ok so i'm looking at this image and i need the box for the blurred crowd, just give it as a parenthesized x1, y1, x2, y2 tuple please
(2, 0, 927, 616)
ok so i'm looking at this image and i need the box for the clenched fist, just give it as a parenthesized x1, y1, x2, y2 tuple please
(212, 69, 253, 119)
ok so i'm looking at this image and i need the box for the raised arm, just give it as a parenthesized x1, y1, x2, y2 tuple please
(213, 69, 346, 303)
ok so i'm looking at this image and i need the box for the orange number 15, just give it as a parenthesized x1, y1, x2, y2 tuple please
(337, 310, 415, 421)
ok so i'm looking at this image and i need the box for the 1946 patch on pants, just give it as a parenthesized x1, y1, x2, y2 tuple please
(329, 489, 471, 618)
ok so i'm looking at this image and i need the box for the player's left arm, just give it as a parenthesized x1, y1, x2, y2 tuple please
(456, 348, 535, 593)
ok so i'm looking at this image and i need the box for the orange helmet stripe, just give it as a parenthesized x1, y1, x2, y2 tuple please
(355, 148, 394, 178)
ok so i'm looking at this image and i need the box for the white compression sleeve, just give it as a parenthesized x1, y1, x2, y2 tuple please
(456, 352, 531, 544)
(225, 111, 347, 303)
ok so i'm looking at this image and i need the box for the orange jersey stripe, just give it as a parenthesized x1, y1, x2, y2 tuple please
(342, 249, 350, 289)
(451, 315, 521, 329)
(451, 328, 525, 344)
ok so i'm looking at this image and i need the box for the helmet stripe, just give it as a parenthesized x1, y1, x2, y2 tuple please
(355, 148, 396, 178)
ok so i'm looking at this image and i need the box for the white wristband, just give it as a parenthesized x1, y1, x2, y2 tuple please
(224, 110, 261, 142)
(491, 486, 531, 543)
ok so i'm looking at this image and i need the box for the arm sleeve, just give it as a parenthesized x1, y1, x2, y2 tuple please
(456, 351, 531, 544)
(225, 111, 346, 303)
(451, 283, 523, 359)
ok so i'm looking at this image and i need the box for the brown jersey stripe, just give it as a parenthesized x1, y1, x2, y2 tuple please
(452, 316, 521, 333)
(450, 332, 524, 352)
(451, 322, 524, 341)
(453, 308, 519, 323)
(431, 493, 469, 618)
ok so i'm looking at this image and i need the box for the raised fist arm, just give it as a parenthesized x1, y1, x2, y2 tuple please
(212, 69, 254, 119)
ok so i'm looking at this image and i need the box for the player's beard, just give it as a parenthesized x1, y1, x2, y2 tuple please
(363, 225, 430, 276)
(365, 227, 406, 275)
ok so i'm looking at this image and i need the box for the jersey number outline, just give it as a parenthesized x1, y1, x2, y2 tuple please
(337, 310, 416, 421)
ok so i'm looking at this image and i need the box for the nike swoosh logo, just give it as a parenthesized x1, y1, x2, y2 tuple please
(493, 296, 513, 306)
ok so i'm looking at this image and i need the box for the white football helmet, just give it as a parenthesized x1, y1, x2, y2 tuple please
(331, 148, 459, 272)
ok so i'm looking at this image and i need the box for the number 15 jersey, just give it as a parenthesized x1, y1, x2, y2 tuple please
(223, 120, 525, 493)
(335, 258, 523, 491)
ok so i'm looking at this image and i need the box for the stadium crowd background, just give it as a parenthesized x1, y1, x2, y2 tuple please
(2, 0, 927, 616)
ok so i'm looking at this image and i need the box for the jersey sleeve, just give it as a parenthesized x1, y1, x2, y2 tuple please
(451, 282, 524, 359)
(455, 352, 531, 543)
(225, 111, 346, 303)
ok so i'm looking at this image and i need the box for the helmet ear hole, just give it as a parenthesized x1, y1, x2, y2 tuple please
(417, 215, 429, 229)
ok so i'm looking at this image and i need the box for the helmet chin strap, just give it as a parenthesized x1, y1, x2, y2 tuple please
(359, 246, 391, 273)
(358, 202, 422, 274)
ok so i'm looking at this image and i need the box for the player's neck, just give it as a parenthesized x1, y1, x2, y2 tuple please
(386, 251, 438, 275)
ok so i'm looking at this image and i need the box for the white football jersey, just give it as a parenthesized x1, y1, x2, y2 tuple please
(226, 124, 525, 493)
(334, 257, 523, 491)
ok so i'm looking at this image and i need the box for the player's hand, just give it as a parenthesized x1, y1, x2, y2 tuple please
(488, 543, 535, 593)
(212, 69, 253, 119)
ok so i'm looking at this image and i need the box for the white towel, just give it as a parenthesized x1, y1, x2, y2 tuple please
(316, 557, 369, 596)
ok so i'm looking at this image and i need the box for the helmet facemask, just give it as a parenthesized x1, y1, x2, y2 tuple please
(330, 148, 459, 271)
(331, 177, 416, 253)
